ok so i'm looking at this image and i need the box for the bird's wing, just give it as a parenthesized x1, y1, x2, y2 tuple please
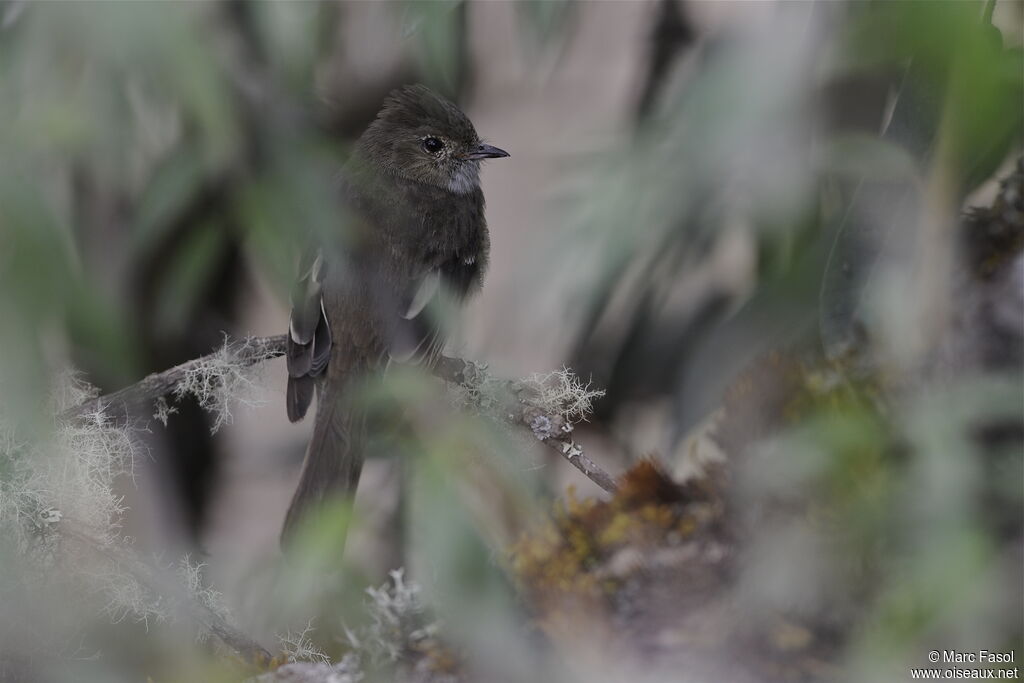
(387, 245, 485, 365)
(289, 247, 326, 346)
(389, 267, 444, 364)
(286, 245, 332, 422)
(404, 268, 440, 322)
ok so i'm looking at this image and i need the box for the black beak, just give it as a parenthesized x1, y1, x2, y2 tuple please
(465, 143, 510, 160)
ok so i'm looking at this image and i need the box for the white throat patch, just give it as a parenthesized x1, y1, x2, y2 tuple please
(447, 161, 480, 195)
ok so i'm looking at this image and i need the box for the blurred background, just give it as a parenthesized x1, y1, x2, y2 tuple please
(0, 1, 1021, 682)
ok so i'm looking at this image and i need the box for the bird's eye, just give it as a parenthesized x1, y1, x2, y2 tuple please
(422, 137, 445, 154)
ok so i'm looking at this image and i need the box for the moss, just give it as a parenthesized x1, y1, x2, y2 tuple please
(411, 637, 461, 676)
(510, 459, 723, 637)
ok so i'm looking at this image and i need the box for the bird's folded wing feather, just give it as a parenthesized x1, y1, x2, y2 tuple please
(287, 246, 331, 422)
(290, 248, 325, 346)
(390, 267, 444, 364)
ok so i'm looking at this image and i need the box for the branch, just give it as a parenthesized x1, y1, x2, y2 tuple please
(431, 356, 618, 493)
(62, 335, 618, 494)
(61, 335, 289, 425)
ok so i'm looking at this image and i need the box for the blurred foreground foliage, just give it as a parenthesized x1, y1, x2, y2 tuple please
(0, 1, 1021, 682)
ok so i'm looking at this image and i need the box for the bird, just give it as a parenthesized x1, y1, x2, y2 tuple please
(283, 84, 509, 546)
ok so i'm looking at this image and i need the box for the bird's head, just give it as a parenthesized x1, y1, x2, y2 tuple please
(356, 84, 509, 195)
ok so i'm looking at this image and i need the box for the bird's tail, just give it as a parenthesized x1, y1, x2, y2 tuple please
(280, 377, 365, 548)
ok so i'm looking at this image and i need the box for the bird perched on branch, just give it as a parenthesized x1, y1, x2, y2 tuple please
(283, 85, 509, 546)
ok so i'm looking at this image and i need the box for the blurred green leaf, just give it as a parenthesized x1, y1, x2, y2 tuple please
(407, 431, 547, 680)
(822, 134, 921, 183)
(131, 145, 207, 256)
(516, 0, 575, 52)
(251, 1, 323, 92)
(400, 0, 465, 95)
(152, 218, 228, 338)
(0, 170, 76, 321)
(266, 498, 367, 627)
(65, 287, 142, 385)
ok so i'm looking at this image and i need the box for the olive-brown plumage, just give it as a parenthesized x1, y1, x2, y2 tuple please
(283, 85, 508, 546)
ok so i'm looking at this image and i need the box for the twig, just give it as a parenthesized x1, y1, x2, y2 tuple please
(61, 336, 289, 425)
(61, 336, 619, 494)
(544, 436, 617, 493)
(61, 524, 272, 665)
(419, 356, 618, 493)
